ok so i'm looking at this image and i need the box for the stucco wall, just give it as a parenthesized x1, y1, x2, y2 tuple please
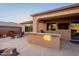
(55, 19, 72, 40)
(37, 23, 46, 32)
(56, 30, 71, 40)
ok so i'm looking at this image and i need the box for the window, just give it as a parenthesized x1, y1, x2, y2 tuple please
(58, 23, 69, 29)
(71, 22, 79, 33)
(47, 23, 57, 31)
(25, 24, 32, 32)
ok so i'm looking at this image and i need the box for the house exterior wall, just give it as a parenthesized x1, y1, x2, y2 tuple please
(33, 18, 78, 40)
(37, 22, 47, 32)
(32, 5, 79, 40)
(38, 19, 70, 40)
(21, 23, 33, 32)
(56, 19, 77, 40)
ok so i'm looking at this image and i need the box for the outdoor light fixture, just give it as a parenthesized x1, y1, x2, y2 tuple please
(44, 35, 52, 41)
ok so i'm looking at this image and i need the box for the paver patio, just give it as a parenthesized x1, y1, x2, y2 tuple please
(0, 36, 79, 56)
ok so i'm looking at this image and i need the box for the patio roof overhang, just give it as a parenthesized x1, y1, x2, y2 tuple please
(32, 3, 79, 23)
(38, 13, 79, 23)
(32, 4, 79, 17)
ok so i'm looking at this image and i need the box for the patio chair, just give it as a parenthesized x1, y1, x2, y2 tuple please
(40, 30, 45, 33)
(16, 32, 24, 38)
(11, 48, 19, 56)
(2, 34, 7, 38)
(8, 31, 16, 39)
(0, 34, 2, 38)
(0, 49, 4, 55)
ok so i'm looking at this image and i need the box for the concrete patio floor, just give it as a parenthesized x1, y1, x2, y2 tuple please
(0, 36, 79, 56)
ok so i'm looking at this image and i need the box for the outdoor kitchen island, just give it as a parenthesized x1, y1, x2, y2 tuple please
(28, 32, 61, 50)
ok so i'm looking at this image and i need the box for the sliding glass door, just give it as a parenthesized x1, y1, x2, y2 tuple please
(71, 22, 79, 40)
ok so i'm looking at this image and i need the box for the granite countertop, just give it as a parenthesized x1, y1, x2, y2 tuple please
(28, 32, 61, 37)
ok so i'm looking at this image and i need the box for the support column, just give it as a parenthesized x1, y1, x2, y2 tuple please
(33, 18, 38, 32)
(21, 24, 25, 32)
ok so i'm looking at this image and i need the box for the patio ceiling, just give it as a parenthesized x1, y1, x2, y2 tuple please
(38, 13, 79, 23)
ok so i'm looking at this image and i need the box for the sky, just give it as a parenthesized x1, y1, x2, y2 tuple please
(0, 3, 74, 23)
